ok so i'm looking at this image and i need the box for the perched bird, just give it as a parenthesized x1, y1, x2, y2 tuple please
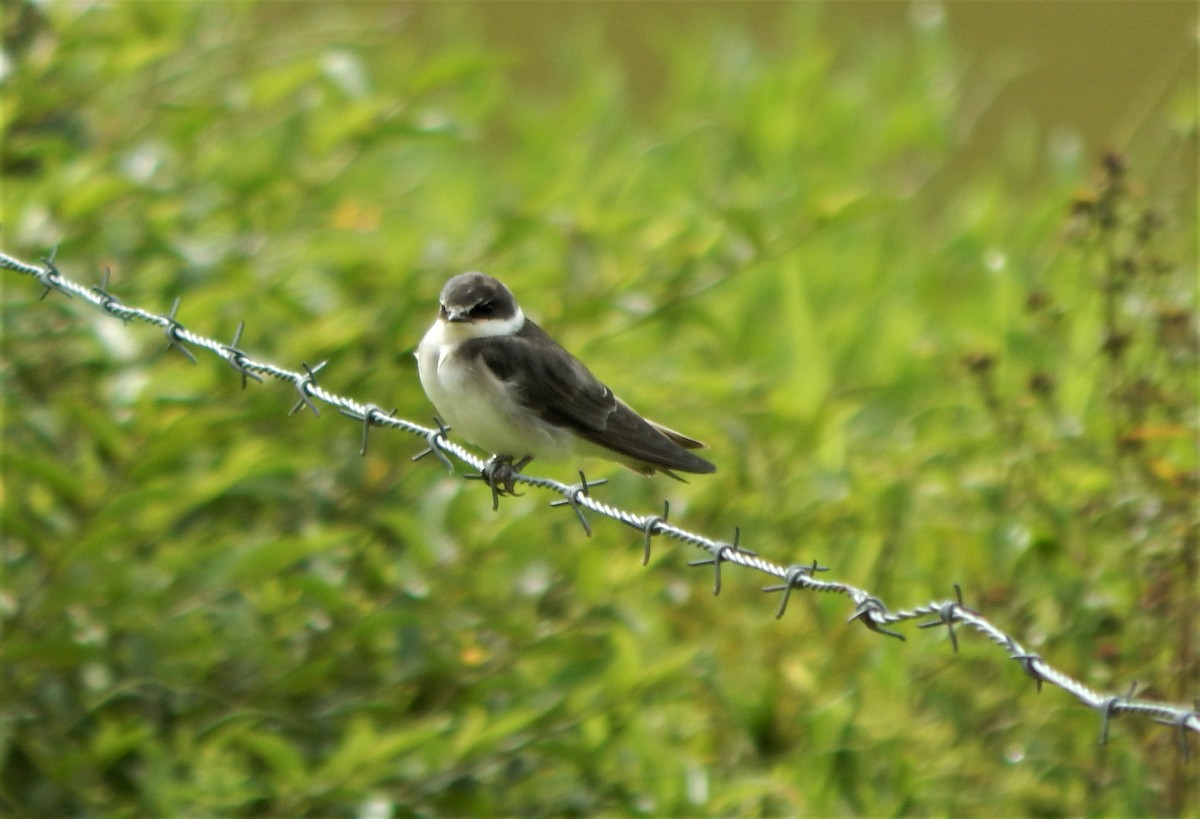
(416, 272, 715, 487)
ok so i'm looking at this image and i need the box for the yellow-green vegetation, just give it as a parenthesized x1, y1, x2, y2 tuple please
(3, 2, 1196, 816)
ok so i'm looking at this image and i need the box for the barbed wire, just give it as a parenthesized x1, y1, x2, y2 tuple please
(3, 247, 1197, 754)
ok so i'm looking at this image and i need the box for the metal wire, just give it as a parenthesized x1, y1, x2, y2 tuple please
(3, 248, 1197, 752)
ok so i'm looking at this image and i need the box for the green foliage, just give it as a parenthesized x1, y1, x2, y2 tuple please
(2, 1, 1196, 816)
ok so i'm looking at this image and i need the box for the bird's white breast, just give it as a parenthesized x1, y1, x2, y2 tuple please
(416, 318, 576, 461)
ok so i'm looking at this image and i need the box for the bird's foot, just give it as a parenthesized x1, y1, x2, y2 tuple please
(473, 455, 532, 511)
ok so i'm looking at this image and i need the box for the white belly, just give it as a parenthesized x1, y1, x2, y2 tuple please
(416, 323, 576, 461)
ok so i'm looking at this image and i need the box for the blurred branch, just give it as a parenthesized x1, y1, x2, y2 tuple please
(3, 247, 1197, 752)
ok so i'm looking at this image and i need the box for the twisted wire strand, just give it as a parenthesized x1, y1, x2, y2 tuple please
(3, 248, 1196, 750)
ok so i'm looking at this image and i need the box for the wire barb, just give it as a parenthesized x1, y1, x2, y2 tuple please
(36, 245, 72, 301)
(689, 526, 757, 596)
(221, 321, 264, 388)
(339, 403, 399, 456)
(549, 470, 608, 537)
(162, 296, 198, 364)
(848, 596, 906, 640)
(764, 561, 828, 620)
(90, 267, 123, 317)
(4, 245, 1198, 750)
(410, 416, 455, 473)
(289, 360, 327, 416)
(1009, 650, 1046, 693)
(1099, 682, 1140, 746)
(1153, 709, 1195, 761)
(638, 500, 670, 565)
(918, 584, 976, 652)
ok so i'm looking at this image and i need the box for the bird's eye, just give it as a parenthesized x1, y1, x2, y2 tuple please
(470, 300, 496, 318)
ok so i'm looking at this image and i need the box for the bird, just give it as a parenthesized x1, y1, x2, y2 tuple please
(416, 272, 715, 491)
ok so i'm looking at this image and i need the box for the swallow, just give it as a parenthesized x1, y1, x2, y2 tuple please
(416, 272, 715, 492)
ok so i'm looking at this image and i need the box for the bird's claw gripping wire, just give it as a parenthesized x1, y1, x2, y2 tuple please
(468, 454, 532, 511)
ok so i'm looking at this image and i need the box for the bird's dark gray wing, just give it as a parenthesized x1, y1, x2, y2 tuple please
(462, 321, 715, 474)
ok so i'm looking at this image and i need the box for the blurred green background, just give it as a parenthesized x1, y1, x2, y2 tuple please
(2, 1, 1197, 816)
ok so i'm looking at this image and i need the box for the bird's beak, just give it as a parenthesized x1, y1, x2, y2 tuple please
(441, 306, 470, 323)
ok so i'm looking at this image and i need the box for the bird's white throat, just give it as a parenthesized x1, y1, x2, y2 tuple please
(438, 306, 526, 343)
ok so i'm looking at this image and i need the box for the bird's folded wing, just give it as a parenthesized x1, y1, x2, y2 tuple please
(466, 329, 713, 471)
